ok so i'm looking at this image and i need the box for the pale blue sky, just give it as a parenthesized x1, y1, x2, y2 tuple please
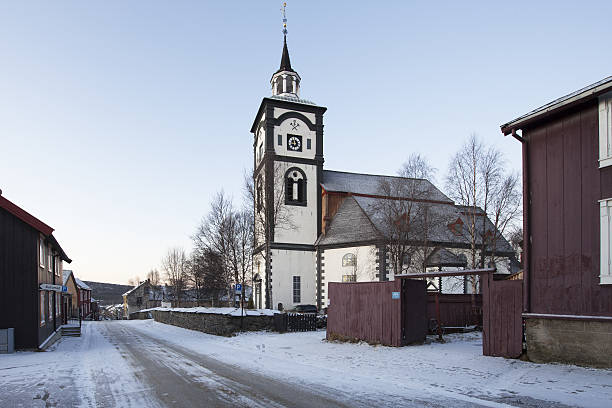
(1, 1, 610, 284)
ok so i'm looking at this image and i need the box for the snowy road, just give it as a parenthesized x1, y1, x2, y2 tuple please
(1, 320, 611, 407)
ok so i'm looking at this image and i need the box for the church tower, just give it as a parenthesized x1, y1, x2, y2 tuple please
(250, 11, 326, 310)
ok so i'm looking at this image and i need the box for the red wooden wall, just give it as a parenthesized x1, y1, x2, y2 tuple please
(482, 275, 523, 358)
(426, 293, 482, 328)
(526, 101, 612, 316)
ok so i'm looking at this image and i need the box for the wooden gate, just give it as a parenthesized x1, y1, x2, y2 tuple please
(482, 275, 523, 358)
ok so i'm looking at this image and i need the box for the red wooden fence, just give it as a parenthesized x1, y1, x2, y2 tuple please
(327, 280, 426, 346)
(482, 275, 523, 358)
(426, 293, 482, 329)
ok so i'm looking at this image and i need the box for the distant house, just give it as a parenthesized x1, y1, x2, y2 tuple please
(62, 270, 79, 322)
(501, 76, 612, 367)
(75, 277, 92, 318)
(123, 280, 163, 318)
(0, 191, 71, 349)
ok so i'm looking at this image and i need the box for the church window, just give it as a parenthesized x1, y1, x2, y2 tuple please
(286, 76, 293, 93)
(258, 143, 263, 161)
(293, 276, 301, 303)
(307, 138, 311, 150)
(256, 177, 263, 212)
(342, 253, 356, 267)
(278, 134, 282, 146)
(342, 274, 356, 282)
(276, 78, 283, 95)
(284, 167, 307, 206)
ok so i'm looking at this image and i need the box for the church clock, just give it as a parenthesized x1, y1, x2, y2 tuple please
(287, 135, 302, 151)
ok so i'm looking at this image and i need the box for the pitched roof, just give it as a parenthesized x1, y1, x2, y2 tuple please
(316, 196, 382, 246)
(0, 194, 54, 236)
(63, 270, 73, 286)
(425, 248, 467, 267)
(318, 195, 514, 255)
(321, 170, 453, 203)
(501, 76, 612, 135)
(75, 277, 91, 291)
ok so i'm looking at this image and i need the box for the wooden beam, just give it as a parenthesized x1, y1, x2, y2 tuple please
(394, 268, 497, 279)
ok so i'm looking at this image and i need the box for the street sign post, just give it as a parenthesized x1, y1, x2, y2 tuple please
(235, 283, 242, 293)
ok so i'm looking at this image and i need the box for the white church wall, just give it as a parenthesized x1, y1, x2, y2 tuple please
(273, 161, 318, 244)
(274, 107, 316, 124)
(320, 245, 378, 306)
(271, 249, 317, 309)
(273, 112, 317, 159)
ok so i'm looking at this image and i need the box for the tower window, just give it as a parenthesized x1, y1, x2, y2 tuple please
(278, 134, 282, 146)
(286, 76, 293, 93)
(276, 78, 283, 95)
(307, 138, 311, 150)
(284, 167, 307, 206)
(256, 177, 263, 212)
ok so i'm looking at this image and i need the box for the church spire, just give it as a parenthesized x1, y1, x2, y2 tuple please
(279, 35, 292, 72)
(271, 3, 300, 98)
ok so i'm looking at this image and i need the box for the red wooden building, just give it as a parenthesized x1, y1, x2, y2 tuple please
(501, 76, 612, 367)
(0, 190, 71, 349)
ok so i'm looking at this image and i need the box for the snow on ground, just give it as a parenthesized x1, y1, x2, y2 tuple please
(128, 319, 612, 408)
(0, 323, 159, 408)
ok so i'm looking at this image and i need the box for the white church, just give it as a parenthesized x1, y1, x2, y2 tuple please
(250, 34, 514, 311)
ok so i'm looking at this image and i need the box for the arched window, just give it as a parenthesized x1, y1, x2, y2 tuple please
(342, 253, 356, 267)
(284, 167, 307, 206)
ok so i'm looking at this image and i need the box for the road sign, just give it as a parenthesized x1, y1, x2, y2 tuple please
(391, 291, 400, 299)
(235, 283, 242, 293)
(40, 284, 63, 292)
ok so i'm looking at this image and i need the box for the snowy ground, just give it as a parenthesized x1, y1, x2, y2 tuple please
(1, 320, 611, 407)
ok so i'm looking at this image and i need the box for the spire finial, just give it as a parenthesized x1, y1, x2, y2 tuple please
(281, 2, 288, 37)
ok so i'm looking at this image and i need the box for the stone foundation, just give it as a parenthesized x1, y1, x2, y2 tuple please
(151, 310, 276, 337)
(526, 317, 612, 368)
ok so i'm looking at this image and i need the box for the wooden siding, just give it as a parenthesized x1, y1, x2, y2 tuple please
(482, 275, 523, 358)
(0, 207, 39, 349)
(525, 101, 612, 316)
(326, 280, 426, 346)
(321, 192, 347, 234)
(426, 293, 482, 327)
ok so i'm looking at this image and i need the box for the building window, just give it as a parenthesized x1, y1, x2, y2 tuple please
(601, 198, 612, 284)
(599, 94, 612, 168)
(39, 239, 45, 267)
(285, 167, 307, 206)
(256, 177, 263, 212)
(342, 274, 356, 282)
(278, 134, 282, 146)
(47, 245, 52, 272)
(306, 138, 311, 150)
(49, 292, 53, 320)
(258, 143, 263, 162)
(40, 292, 45, 326)
(293, 276, 301, 303)
(342, 253, 356, 267)
(56, 293, 60, 317)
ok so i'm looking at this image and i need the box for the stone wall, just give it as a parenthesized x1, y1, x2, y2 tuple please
(151, 310, 276, 337)
(129, 310, 153, 320)
(526, 317, 612, 368)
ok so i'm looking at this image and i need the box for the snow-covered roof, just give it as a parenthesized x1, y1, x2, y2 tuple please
(75, 277, 91, 291)
(62, 270, 73, 286)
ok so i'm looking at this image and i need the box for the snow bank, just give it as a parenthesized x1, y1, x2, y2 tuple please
(139, 306, 280, 317)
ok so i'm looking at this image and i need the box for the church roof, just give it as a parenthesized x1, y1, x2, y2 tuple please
(316, 196, 382, 246)
(321, 170, 453, 203)
(425, 248, 468, 267)
(277, 35, 293, 73)
(317, 194, 514, 255)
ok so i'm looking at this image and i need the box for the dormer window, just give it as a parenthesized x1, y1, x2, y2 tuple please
(285, 167, 307, 206)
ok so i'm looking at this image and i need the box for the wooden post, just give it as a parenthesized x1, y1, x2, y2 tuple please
(435, 291, 443, 341)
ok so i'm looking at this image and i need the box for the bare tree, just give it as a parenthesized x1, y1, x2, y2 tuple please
(146, 269, 162, 302)
(127, 276, 140, 287)
(371, 154, 447, 276)
(162, 248, 187, 307)
(445, 135, 521, 295)
(245, 163, 295, 308)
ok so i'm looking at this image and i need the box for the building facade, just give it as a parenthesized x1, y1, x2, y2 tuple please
(501, 76, 612, 367)
(0, 191, 71, 349)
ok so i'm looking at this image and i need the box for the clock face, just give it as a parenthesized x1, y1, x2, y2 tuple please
(287, 135, 302, 152)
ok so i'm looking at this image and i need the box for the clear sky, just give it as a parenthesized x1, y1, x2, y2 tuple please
(1, 1, 610, 284)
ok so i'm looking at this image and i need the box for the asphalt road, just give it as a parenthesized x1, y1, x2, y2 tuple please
(100, 322, 364, 408)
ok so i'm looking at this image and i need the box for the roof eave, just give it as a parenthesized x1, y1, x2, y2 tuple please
(501, 76, 612, 136)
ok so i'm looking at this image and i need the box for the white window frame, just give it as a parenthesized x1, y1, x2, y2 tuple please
(39, 238, 45, 267)
(47, 245, 52, 273)
(599, 93, 612, 168)
(40, 292, 45, 326)
(601, 198, 612, 285)
(292, 276, 301, 304)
